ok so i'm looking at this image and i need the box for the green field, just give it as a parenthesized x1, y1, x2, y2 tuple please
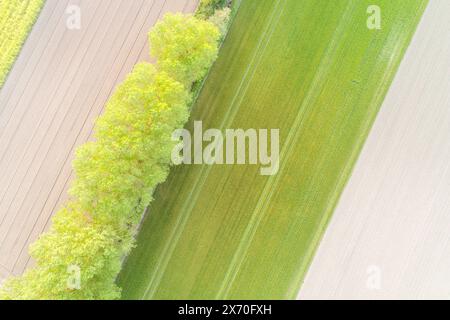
(118, 0, 427, 299)
(0, 0, 44, 88)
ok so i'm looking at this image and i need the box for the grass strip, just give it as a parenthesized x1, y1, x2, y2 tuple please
(118, 0, 428, 299)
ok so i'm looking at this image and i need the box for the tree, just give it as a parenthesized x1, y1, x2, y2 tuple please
(150, 13, 220, 87)
(0, 12, 220, 301)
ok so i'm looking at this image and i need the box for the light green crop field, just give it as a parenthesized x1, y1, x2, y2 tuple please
(0, 0, 45, 88)
(118, 0, 427, 299)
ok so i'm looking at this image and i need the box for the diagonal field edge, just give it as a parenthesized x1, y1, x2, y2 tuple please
(118, 0, 428, 299)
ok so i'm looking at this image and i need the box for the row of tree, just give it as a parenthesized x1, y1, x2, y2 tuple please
(0, 11, 224, 299)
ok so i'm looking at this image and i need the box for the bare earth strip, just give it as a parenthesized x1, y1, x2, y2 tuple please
(0, 0, 198, 282)
(299, 0, 450, 300)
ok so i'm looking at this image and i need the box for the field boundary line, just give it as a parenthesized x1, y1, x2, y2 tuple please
(292, 0, 431, 299)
